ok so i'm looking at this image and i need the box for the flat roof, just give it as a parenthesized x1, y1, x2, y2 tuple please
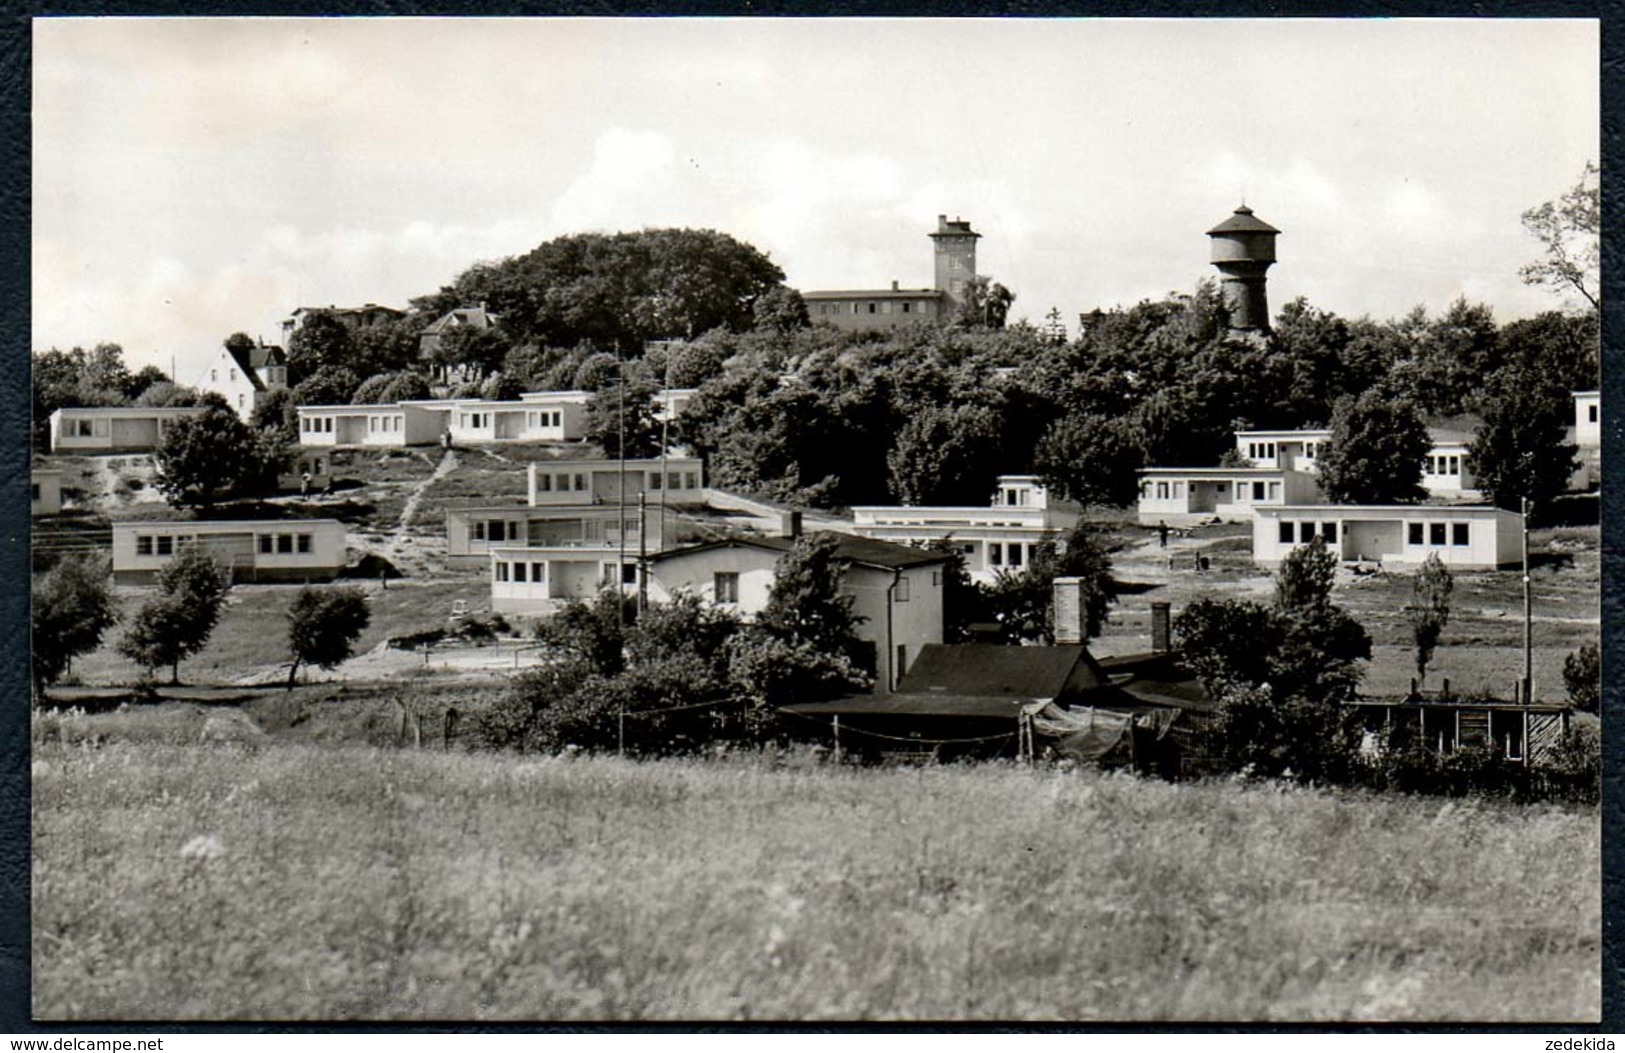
(1574, 390, 1600, 398)
(52, 405, 203, 417)
(111, 518, 346, 530)
(1256, 504, 1516, 517)
(802, 288, 945, 299)
(297, 403, 410, 412)
(534, 457, 701, 470)
(1138, 466, 1295, 476)
(1235, 429, 1330, 439)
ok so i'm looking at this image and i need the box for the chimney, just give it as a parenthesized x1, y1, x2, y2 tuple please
(1150, 602, 1171, 653)
(527, 463, 539, 506)
(891, 280, 899, 291)
(937, 213, 947, 232)
(780, 509, 803, 539)
(1053, 577, 1084, 644)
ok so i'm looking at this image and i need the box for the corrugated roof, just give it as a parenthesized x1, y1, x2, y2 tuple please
(1206, 205, 1280, 236)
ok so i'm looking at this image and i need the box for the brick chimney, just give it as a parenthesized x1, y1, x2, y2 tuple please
(1053, 577, 1085, 644)
(780, 509, 803, 539)
(1151, 602, 1172, 653)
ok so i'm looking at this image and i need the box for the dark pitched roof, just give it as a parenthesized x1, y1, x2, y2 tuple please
(899, 643, 1106, 698)
(223, 343, 287, 391)
(1206, 204, 1280, 236)
(424, 305, 500, 335)
(651, 531, 950, 571)
(802, 289, 945, 300)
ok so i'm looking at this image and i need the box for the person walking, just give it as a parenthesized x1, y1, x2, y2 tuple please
(1158, 520, 1169, 548)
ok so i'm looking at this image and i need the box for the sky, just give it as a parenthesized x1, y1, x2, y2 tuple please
(33, 17, 1599, 379)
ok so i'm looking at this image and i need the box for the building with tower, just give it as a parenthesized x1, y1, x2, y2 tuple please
(802, 214, 981, 331)
(1207, 204, 1279, 333)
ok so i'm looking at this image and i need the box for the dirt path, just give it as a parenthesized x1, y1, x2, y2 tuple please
(381, 447, 458, 563)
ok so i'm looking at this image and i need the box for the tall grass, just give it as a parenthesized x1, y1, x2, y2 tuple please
(33, 745, 1599, 1022)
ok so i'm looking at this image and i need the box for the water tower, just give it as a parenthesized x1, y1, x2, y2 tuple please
(930, 215, 981, 315)
(1206, 204, 1279, 332)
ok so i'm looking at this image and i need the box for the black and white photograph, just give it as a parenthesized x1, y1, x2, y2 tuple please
(28, 16, 1602, 1023)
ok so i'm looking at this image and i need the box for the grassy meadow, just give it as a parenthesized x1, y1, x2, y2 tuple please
(33, 743, 1600, 1022)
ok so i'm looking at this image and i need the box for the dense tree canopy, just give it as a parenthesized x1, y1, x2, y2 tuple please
(412, 228, 787, 353)
(1315, 391, 1431, 505)
(31, 553, 117, 699)
(1467, 365, 1578, 511)
(153, 400, 283, 510)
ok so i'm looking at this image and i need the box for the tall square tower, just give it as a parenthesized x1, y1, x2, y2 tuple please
(930, 215, 981, 315)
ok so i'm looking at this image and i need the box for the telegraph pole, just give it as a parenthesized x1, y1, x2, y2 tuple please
(617, 347, 627, 624)
(1521, 497, 1533, 704)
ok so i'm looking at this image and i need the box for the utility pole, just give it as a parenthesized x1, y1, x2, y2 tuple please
(1521, 497, 1533, 704)
(637, 490, 648, 614)
(617, 348, 627, 624)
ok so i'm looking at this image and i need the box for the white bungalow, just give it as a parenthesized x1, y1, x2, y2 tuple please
(490, 544, 645, 611)
(296, 403, 446, 448)
(848, 475, 1078, 585)
(445, 396, 589, 444)
(526, 458, 705, 507)
(1573, 390, 1600, 490)
(1136, 467, 1321, 525)
(31, 469, 63, 516)
(1235, 426, 1481, 499)
(110, 519, 348, 584)
(448, 503, 667, 566)
(48, 406, 206, 453)
(1251, 505, 1521, 570)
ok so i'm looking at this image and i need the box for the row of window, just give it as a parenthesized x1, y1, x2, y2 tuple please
(1143, 480, 1281, 502)
(533, 471, 702, 494)
(1244, 441, 1318, 462)
(494, 560, 639, 585)
(302, 417, 337, 433)
(813, 301, 930, 317)
(526, 410, 564, 429)
(1275, 520, 1474, 548)
(1424, 454, 1463, 477)
(1277, 521, 1340, 544)
(986, 541, 1037, 569)
(472, 518, 642, 542)
(134, 532, 315, 557)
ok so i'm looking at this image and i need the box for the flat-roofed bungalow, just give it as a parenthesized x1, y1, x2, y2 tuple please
(1252, 504, 1521, 570)
(296, 404, 445, 448)
(526, 458, 705, 507)
(110, 519, 347, 584)
(1136, 467, 1320, 525)
(447, 502, 666, 566)
(49, 406, 206, 453)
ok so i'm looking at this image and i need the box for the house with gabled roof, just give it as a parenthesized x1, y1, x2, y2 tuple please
(420, 303, 501, 385)
(195, 339, 288, 420)
(647, 528, 949, 693)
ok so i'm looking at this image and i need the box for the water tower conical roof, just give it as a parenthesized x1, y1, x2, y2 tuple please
(1206, 204, 1280, 236)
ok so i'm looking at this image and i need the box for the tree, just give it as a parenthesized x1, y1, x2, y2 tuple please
(291, 366, 362, 408)
(31, 553, 117, 700)
(751, 285, 811, 336)
(535, 589, 629, 676)
(285, 586, 371, 689)
(1406, 552, 1453, 686)
(984, 521, 1118, 644)
(286, 310, 355, 379)
(885, 402, 1005, 506)
(117, 545, 230, 684)
(1520, 161, 1598, 313)
(1562, 641, 1599, 714)
(250, 386, 300, 444)
(1315, 391, 1431, 505)
(758, 533, 864, 657)
(1033, 413, 1144, 508)
(153, 402, 274, 510)
(1468, 366, 1579, 511)
(664, 341, 730, 388)
(956, 277, 1015, 330)
(583, 375, 663, 459)
(133, 381, 202, 408)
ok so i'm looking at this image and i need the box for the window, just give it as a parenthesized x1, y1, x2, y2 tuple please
(531, 562, 545, 583)
(31, 483, 39, 501)
(990, 544, 1004, 566)
(258, 534, 273, 554)
(296, 534, 312, 554)
(1322, 522, 1338, 543)
(1279, 521, 1295, 544)
(495, 561, 509, 582)
(895, 576, 910, 602)
(537, 474, 552, 492)
(961, 542, 976, 555)
(1004, 488, 1019, 506)
(490, 521, 508, 543)
(714, 572, 739, 604)
(648, 472, 662, 490)
(513, 562, 527, 583)
(932, 571, 941, 586)
(156, 535, 173, 556)
(137, 535, 153, 556)
(1429, 523, 1446, 546)
(1452, 522, 1470, 547)
(1252, 481, 1266, 501)
(278, 534, 294, 554)
(622, 563, 638, 585)
(210, 369, 217, 382)
(473, 521, 486, 541)
(1304, 443, 1317, 460)
(573, 474, 587, 492)
(238, 394, 245, 409)
(902, 302, 911, 313)
(1008, 544, 1024, 568)
(1268, 482, 1281, 500)
(73, 419, 93, 437)
(1448, 456, 1459, 475)
(1408, 522, 1425, 545)
(229, 369, 237, 381)
(867, 302, 878, 314)
(1588, 404, 1598, 423)
(685, 472, 699, 490)
(1298, 522, 1316, 543)
(1156, 481, 1170, 500)
(667, 472, 681, 489)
